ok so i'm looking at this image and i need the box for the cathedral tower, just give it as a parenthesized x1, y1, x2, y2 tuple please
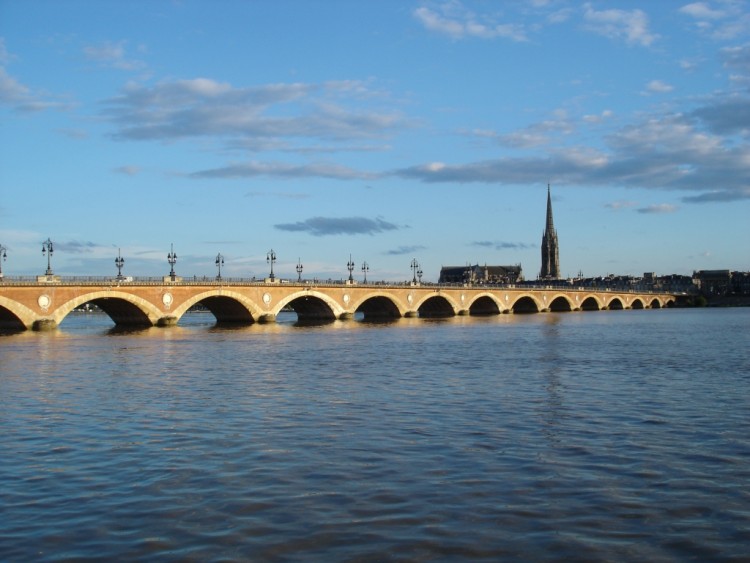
(540, 185, 560, 280)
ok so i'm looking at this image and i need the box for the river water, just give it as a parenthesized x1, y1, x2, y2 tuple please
(1, 308, 749, 561)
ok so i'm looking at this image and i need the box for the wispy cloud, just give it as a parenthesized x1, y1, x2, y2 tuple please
(413, 2, 527, 42)
(83, 40, 146, 71)
(637, 204, 678, 214)
(102, 78, 408, 148)
(582, 4, 658, 47)
(384, 245, 427, 256)
(275, 217, 402, 236)
(394, 95, 750, 203)
(189, 161, 375, 180)
(113, 165, 140, 176)
(471, 240, 533, 250)
(0, 40, 69, 113)
(644, 79, 674, 94)
(604, 200, 638, 210)
(679, 2, 750, 40)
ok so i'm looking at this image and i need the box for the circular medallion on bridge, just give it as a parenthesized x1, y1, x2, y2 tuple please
(461, 294, 465, 303)
(162, 292, 173, 308)
(343, 294, 350, 304)
(37, 294, 51, 311)
(407, 293, 413, 304)
(263, 293, 271, 304)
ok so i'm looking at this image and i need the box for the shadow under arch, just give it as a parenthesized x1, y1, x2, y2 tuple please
(549, 295, 574, 312)
(468, 295, 501, 316)
(0, 304, 26, 332)
(282, 294, 337, 322)
(418, 294, 456, 318)
(631, 298, 645, 309)
(510, 295, 541, 314)
(608, 297, 625, 310)
(650, 298, 662, 309)
(355, 295, 402, 320)
(580, 296, 601, 311)
(54, 292, 162, 328)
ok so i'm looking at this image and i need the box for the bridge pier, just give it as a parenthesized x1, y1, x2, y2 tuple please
(157, 316, 178, 327)
(258, 313, 276, 323)
(338, 312, 354, 320)
(457, 309, 470, 316)
(404, 311, 418, 318)
(32, 319, 58, 331)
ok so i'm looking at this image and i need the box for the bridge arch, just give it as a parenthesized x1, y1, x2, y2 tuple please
(631, 298, 645, 309)
(0, 297, 33, 330)
(650, 297, 662, 309)
(548, 294, 574, 312)
(415, 294, 459, 318)
(607, 297, 625, 310)
(352, 292, 405, 320)
(172, 290, 261, 324)
(580, 295, 602, 311)
(276, 290, 345, 321)
(53, 291, 163, 327)
(468, 293, 503, 315)
(509, 294, 543, 313)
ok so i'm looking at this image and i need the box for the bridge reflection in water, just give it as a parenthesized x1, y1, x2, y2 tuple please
(0, 278, 676, 331)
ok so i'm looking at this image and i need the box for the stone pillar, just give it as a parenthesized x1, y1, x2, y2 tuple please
(32, 319, 57, 331)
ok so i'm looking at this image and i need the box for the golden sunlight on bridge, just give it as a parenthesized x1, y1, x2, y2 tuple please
(0, 279, 676, 331)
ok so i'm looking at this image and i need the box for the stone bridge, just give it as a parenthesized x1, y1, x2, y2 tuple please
(0, 278, 676, 331)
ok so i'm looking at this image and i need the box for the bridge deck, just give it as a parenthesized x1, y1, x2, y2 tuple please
(0, 278, 677, 331)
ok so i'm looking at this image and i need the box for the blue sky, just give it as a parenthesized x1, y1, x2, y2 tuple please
(1, 0, 748, 282)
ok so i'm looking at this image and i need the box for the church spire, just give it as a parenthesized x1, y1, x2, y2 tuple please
(540, 184, 560, 280)
(545, 184, 555, 234)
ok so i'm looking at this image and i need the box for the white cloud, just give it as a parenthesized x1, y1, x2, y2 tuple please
(582, 4, 658, 47)
(645, 80, 674, 94)
(679, 2, 726, 20)
(637, 203, 678, 214)
(113, 165, 141, 176)
(0, 61, 69, 112)
(103, 78, 408, 146)
(413, 3, 527, 41)
(83, 40, 146, 71)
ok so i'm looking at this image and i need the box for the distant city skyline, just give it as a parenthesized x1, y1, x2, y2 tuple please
(1, 1, 749, 281)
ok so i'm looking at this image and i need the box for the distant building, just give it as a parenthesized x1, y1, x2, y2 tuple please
(540, 185, 560, 280)
(694, 270, 732, 296)
(439, 264, 523, 284)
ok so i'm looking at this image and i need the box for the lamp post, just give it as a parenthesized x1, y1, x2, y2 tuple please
(215, 252, 224, 281)
(296, 258, 303, 282)
(411, 258, 420, 285)
(347, 254, 355, 283)
(267, 249, 276, 281)
(115, 248, 125, 280)
(361, 261, 369, 283)
(42, 238, 54, 276)
(417, 265, 423, 284)
(0, 243, 7, 280)
(167, 243, 177, 281)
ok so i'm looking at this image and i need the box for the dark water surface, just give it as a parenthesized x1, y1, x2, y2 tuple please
(1, 309, 749, 561)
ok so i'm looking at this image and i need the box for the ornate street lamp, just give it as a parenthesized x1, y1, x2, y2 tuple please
(417, 265, 423, 284)
(361, 261, 369, 283)
(115, 248, 125, 280)
(296, 258, 303, 282)
(347, 254, 355, 282)
(0, 243, 7, 280)
(267, 249, 276, 281)
(42, 238, 54, 275)
(167, 243, 177, 281)
(215, 252, 224, 280)
(411, 258, 420, 285)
